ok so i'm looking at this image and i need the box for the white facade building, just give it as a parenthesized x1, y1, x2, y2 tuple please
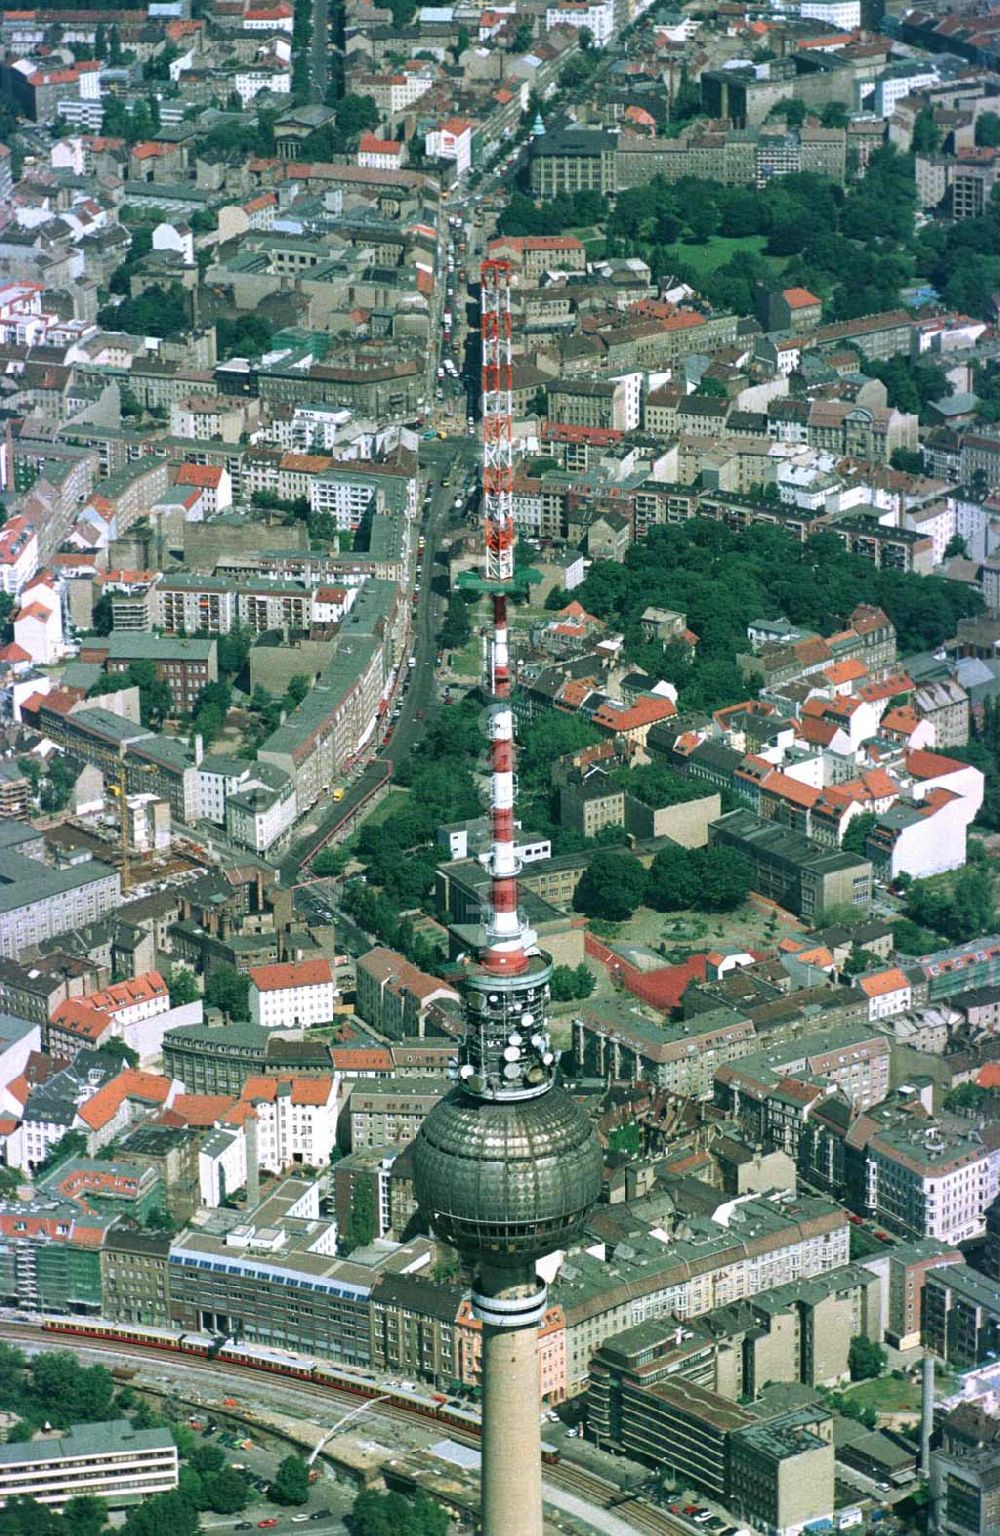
(243, 1075, 340, 1171)
(0, 517, 39, 596)
(545, 0, 615, 46)
(248, 959, 337, 1029)
(799, 0, 860, 29)
(424, 117, 475, 177)
(866, 1123, 1000, 1245)
(0, 1421, 178, 1509)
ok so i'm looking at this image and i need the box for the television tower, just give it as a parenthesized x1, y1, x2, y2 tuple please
(413, 261, 602, 1536)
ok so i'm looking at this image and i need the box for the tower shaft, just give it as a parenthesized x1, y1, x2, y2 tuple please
(481, 1323, 544, 1536)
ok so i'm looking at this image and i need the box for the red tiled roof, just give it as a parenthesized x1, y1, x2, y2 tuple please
(76, 1069, 172, 1130)
(858, 968, 910, 998)
(329, 1047, 394, 1071)
(905, 748, 966, 779)
(176, 463, 223, 488)
(249, 959, 333, 991)
(170, 1093, 237, 1126)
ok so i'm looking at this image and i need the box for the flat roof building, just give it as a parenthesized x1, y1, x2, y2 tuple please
(0, 1420, 177, 1509)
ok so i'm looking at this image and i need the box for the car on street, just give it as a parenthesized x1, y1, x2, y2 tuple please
(310, 1511, 332, 1521)
(258, 1522, 278, 1530)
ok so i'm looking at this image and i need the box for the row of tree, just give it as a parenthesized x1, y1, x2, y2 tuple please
(571, 844, 753, 923)
(573, 518, 982, 716)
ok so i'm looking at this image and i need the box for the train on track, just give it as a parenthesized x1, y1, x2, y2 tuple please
(38, 1316, 559, 1464)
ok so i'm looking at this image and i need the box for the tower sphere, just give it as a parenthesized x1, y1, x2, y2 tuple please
(413, 1084, 603, 1267)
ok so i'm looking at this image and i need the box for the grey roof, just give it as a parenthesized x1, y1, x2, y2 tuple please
(105, 633, 216, 662)
(0, 844, 118, 918)
(0, 1419, 174, 1467)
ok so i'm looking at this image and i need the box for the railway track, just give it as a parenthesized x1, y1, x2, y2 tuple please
(0, 1325, 687, 1536)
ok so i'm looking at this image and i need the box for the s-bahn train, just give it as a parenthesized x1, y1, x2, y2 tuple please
(39, 1316, 558, 1461)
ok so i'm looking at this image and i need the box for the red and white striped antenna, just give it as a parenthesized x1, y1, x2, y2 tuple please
(479, 258, 529, 977)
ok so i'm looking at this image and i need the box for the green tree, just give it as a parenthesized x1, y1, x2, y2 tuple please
(698, 846, 753, 912)
(29, 1354, 115, 1425)
(0, 1498, 63, 1536)
(285, 674, 310, 708)
(168, 965, 200, 1006)
(60, 1496, 107, 1536)
(350, 1489, 449, 1536)
(312, 845, 350, 877)
(911, 107, 941, 154)
(848, 1335, 887, 1381)
(122, 1490, 199, 1536)
(439, 592, 472, 649)
(550, 964, 583, 1001)
(890, 448, 924, 475)
(842, 811, 877, 855)
(100, 1038, 139, 1068)
(976, 111, 1000, 148)
(342, 1177, 376, 1251)
(645, 844, 700, 912)
(334, 93, 379, 142)
(204, 965, 249, 1021)
(512, 21, 533, 50)
(572, 850, 648, 922)
(203, 1467, 249, 1514)
(91, 593, 114, 635)
(944, 1082, 991, 1114)
(270, 1454, 310, 1507)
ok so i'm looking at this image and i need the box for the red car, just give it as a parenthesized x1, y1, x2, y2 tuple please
(258, 1522, 278, 1530)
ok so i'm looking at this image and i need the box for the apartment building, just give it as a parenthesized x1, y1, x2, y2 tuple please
(0, 824, 120, 962)
(715, 1025, 891, 1155)
(248, 959, 337, 1030)
(241, 1075, 339, 1171)
(0, 1421, 177, 1509)
(866, 1120, 1000, 1246)
(355, 949, 459, 1040)
(571, 999, 759, 1097)
(346, 1078, 446, 1150)
(922, 1265, 1000, 1369)
(100, 1228, 172, 1328)
(92, 633, 218, 714)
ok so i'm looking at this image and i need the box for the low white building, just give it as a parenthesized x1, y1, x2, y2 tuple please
(357, 133, 403, 170)
(799, 0, 860, 30)
(424, 116, 475, 177)
(0, 516, 39, 595)
(13, 574, 63, 666)
(857, 966, 912, 1023)
(248, 959, 337, 1030)
(0, 1420, 178, 1510)
(545, 0, 615, 45)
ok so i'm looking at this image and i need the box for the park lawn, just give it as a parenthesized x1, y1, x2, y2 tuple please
(672, 233, 781, 278)
(356, 788, 409, 831)
(623, 899, 802, 956)
(841, 1376, 922, 1415)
